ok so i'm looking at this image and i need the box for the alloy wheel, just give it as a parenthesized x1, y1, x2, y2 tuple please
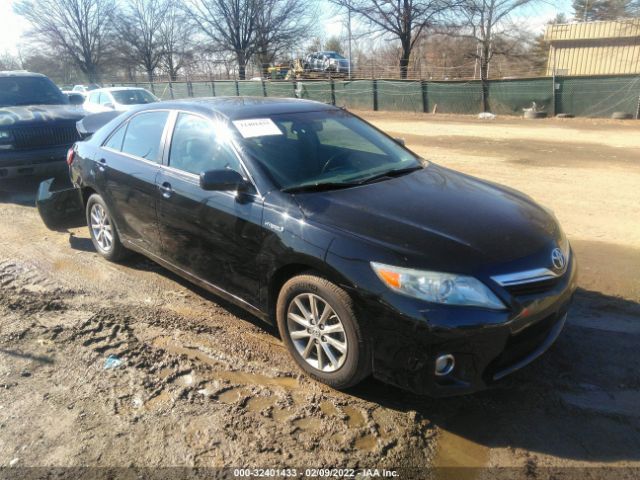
(286, 293, 348, 372)
(90, 203, 113, 252)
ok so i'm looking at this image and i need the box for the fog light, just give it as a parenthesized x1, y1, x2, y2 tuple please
(435, 354, 455, 376)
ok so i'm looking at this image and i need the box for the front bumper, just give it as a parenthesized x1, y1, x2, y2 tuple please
(358, 254, 578, 397)
(0, 145, 70, 178)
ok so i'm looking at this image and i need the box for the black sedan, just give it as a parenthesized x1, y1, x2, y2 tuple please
(40, 97, 577, 396)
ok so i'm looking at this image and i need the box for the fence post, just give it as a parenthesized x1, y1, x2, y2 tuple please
(169, 79, 174, 99)
(421, 80, 428, 113)
(235, 80, 240, 96)
(188, 80, 194, 97)
(261, 79, 267, 97)
(210, 79, 215, 97)
(292, 81, 297, 98)
(372, 79, 378, 111)
(330, 78, 336, 105)
(635, 92, 640, 120)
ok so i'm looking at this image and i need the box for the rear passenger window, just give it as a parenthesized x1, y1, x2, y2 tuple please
(121, 111, 169, 163)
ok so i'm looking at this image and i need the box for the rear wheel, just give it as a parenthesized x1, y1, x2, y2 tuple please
(276, 274, 371, 390)
(86, 194, 127, 262)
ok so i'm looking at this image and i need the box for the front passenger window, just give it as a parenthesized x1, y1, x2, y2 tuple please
(168, 113, 242, 176)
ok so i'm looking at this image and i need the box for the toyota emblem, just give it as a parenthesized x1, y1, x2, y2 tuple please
(551, 248, 566, 270)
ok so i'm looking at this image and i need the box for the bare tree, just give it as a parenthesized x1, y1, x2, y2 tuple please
(254, 0, 317, 76)
(14, 0, 114, 82)
(329, 0, 459, 79)
(324, 36, 346, 55)
(185, 0, 260, 80)
(160, 1, 195, 80)
(457, 0, 539, 111)
(117, 0, 170, 82)
(0, 53, 22, 71)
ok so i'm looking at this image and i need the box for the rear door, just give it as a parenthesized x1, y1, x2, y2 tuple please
(156, 112, 265, 305)
(98, 110, 170, 255)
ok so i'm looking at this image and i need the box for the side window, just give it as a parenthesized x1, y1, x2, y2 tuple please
(104, 123, 127, 151)
(99, 93, 111, 105)
(168, 113, 242, 176)
(88, 92, 100, 104)
(121, 111, 169, 162)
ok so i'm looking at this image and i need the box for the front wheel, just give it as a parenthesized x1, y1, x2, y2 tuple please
(276, 274, 371, 390)
(86, 194, 128, 262)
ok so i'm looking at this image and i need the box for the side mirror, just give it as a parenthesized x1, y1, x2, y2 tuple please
(67, 93, 85, 105)
(393, 137, 406, 146)
(104, 102, 115, 109)
(199, 169, 247, 192)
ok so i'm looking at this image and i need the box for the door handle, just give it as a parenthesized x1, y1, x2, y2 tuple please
(159, 181, 173, 199)
(97, 158, 107, 172)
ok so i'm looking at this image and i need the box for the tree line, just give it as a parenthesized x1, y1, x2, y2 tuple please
(6, 0, 640, 85)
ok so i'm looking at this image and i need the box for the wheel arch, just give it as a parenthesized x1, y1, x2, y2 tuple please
(266, 260, 355, 323)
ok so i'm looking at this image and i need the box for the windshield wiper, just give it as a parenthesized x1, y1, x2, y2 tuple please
(355, 165, 423, 185)
(282, 182, 359, 194)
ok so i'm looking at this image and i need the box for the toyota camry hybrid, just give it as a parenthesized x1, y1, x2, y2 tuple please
(38, 97, 577, 396)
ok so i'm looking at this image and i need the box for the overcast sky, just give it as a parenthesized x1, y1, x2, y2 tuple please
(1, 0, 572, 57)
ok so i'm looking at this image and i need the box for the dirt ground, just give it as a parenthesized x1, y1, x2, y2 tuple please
(1, 113, 639, 478)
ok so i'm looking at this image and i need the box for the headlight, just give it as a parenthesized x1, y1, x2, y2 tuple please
(371, 262, 506, 310)
(0, 130, 14, 149)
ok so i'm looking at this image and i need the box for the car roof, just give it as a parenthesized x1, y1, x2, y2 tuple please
(136, 96, 338, 120)
(0, 71, 47, 78)
(91, 87, 149, 93)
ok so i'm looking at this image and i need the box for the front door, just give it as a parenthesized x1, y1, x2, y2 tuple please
(156, 112, 265, 305)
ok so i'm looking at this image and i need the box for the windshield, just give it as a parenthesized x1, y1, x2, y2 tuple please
(0, 77, 67, 107)
(234, 110, 422, 191)
(325, 52, 345, 59)
(112, 90, 157, 105)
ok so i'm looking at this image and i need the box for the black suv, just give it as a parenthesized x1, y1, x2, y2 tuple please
(0, 71, 85, 179)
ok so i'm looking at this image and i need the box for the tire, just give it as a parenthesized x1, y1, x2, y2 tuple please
(276, 274, 371, 390)
(556, 113, 574, 119)
(611, 112, 633, 120)
(86, 193, 128, 262)
(524, 111, 547, 119)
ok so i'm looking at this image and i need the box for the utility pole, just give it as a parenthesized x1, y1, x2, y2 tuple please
(347, 4, 353, 79)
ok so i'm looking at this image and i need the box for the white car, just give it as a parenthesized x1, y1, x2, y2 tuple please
(83, 87, 158, 114)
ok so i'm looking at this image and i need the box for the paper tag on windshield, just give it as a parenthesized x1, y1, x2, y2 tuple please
(232, 118, 283, 138)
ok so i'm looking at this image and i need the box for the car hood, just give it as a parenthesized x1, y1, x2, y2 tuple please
(0, 104, 86, 127)
(294, 164, 559, 272)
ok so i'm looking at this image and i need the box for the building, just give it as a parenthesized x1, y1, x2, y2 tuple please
(544, 19, 640, 76)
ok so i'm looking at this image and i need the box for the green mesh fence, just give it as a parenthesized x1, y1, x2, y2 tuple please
(377, 80, 423, 112)
(487, 78, 554, 115)
(107, 75, 640, 118)
(170, 82, 189, 99)
(265, 81, 297, 98)
(213, 81, 238, 97)
(152, 83, 172, 100)
(426, 81, 483, 114)
(296, 81, 332, 104)
(192, 81, 214, 98)
(237, 80, 265, 97)
(556, 75, 640, 118)
(334, 80, 374, 110)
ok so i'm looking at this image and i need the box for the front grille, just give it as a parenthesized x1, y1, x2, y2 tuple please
(505, 277, 560, 297)
(11, 122, 79, 149)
